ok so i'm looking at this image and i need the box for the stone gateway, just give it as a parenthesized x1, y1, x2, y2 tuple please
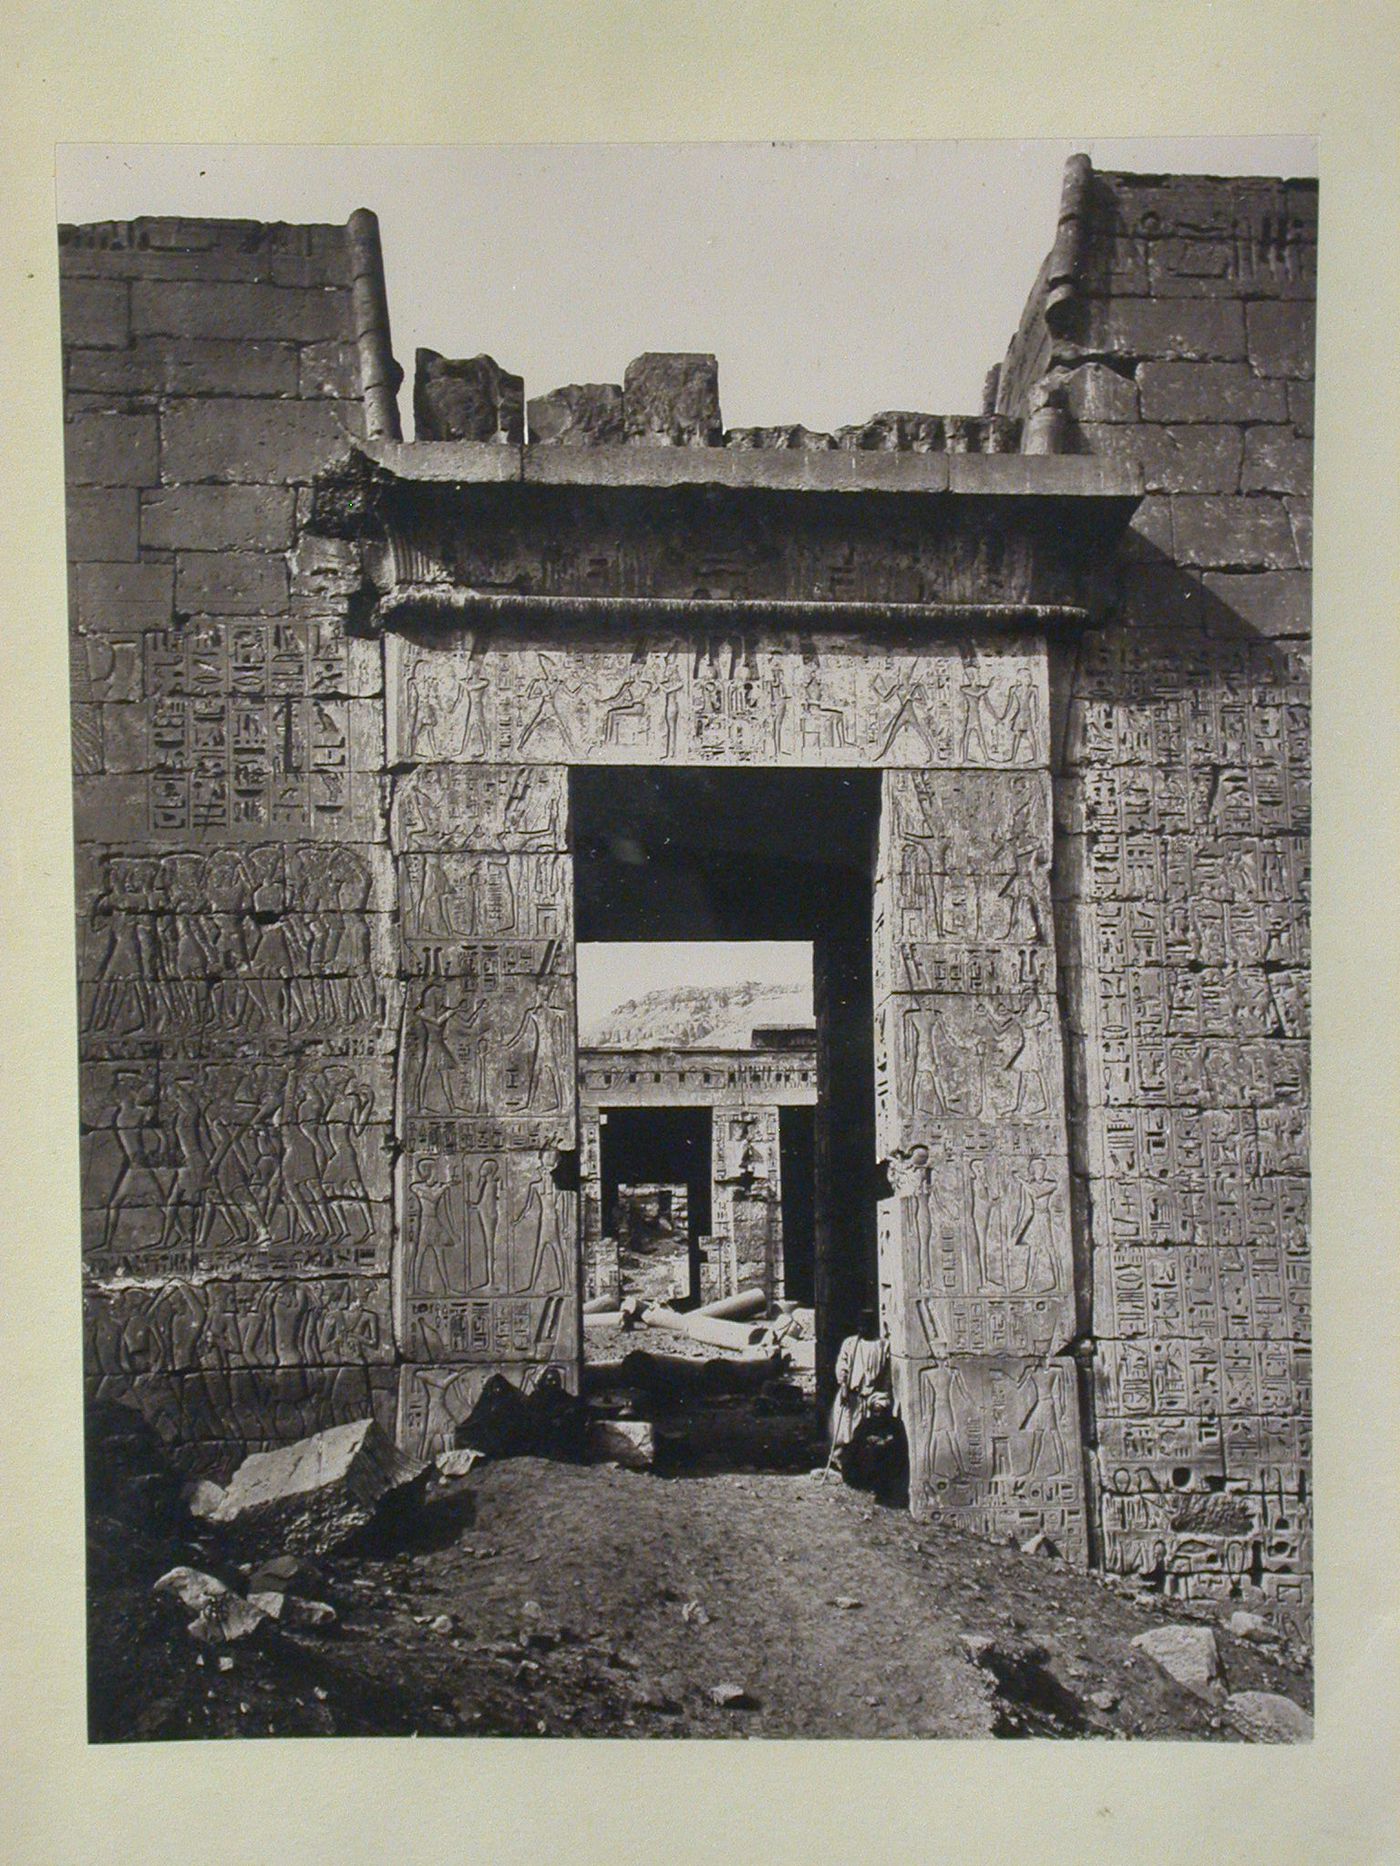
(63, 156, 1314, 1629)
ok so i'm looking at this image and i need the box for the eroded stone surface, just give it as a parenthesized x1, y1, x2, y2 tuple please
(527, 382, 623, 446)
(414, 349, 523, 444)
(622, 352, 722, 446)
(209, 1417, 428, 1553)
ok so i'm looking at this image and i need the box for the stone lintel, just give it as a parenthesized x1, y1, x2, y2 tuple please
(354, 436, 1142, 501)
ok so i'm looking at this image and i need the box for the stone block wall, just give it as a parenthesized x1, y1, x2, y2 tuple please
(62, 217, 392, 1477)
(996, 166, 1314, 1623)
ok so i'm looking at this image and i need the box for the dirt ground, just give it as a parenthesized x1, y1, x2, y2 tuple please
(89, 1382, 1314, 1742)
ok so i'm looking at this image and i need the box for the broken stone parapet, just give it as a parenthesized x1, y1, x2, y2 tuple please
(832, 411, 1019, 454)
(414, 349, 524, 443)
(527, 382, 624, 445)
(207, 1418, 429, 1555)
(623, 352, 722, 446)
(726, 424, 836, 450)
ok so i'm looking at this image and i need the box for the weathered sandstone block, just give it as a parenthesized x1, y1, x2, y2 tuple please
(527, 382, 624, 445)
(415, 349, 524, 444)
(622, 352, 722, 446)
(208, 1417, 429, 1554)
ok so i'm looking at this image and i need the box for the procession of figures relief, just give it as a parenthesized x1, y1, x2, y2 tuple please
(388, 631, 1050, 770)
(873, 765, 1086, 1559)
(75, 830, 400, 1459)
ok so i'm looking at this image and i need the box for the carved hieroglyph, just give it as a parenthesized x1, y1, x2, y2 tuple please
(74, 621, 383, 841)
(1063, 624, 1311, 1622)
(388, 630, 1049, 771)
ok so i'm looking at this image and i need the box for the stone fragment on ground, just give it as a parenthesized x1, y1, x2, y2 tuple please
(1223, 1690, 1313, 1743)
(1227, 1610, 1276, 1643)
(184, 1478, 226, 1519)
(246, 1553, 327, 1599)
(1131, 1624, 1224, 1701)
(435, 1448, 483, 1480)
(153, 1566, 231, 1613)
(207, 1418, 429, 1556)
(587, 1419, 655, 1471)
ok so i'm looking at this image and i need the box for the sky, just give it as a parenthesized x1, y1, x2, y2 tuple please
(57, 139, 1315, 1023)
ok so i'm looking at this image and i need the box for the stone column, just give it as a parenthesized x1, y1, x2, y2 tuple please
(711, 1105, 780, 1300)
(873, 761, 1088, 1560)
(384, 733, 579, 1459)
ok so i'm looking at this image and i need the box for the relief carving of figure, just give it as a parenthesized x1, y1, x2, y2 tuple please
(412, 984, 475, 1116)
(887, 1146, 934, 1287)
(410, 1156, 460, 1296)
(1004, 1160, 1065, 1296)
(798, 663, 852, 752)
(996, 846, 1044, 946)
(513, 1165, 569, 1296)
(1016, 1364, 1070, 1478)
(502, 991, 566, 1115)
(462, 1156, 502, 1290)
(599, 670, 654, 747)
(921, 1361, 969, 1479)
(999, 672, 1039, 763)
(872, 671, 937, 762)
(409, 654, 481, 760)
(517, 656, 580, 755)
(102, 1070, 167, 1255)
(968, 1158, 1004, 1292)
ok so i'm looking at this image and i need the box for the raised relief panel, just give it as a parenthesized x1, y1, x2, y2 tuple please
(83, 1275, 392, 1372)
(388, 630, 1049, 771)
(398, 851, 573, 977)
(875, 988, 1066, 1158)
(85, 1366, 399, 1479)
(390, 765, 569, 853)
(395, 1149, 579, 1365)
(894, 1353, 1088, 1562)
(883, 1148, 1076, 1358)
(874, 770, 1056, 995)
(399, 975, 577, 1151)
(81, 974, 400, 1059)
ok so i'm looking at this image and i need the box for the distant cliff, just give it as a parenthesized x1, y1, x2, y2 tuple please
(582, 981, 812, 1050)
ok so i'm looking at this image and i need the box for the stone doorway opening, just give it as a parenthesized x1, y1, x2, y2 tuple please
(596, 1105, 712, 1306)
(572, 766, 881, 1390)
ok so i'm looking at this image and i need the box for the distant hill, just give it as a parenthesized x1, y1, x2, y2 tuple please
(582, 981, 813, 1050)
